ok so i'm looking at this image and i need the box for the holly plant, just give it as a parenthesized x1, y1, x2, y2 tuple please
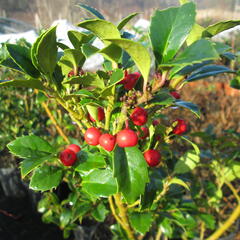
(1, 1, 239, 239)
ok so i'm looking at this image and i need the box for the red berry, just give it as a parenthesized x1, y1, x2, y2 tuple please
(84, 127, 102, 146)
(130, 107, 148, 126)
(67, 144, 81, 154)
(173, 119, 187, 135)
(68, 70, 75, 78)
(99, 134, 116, 152)
(60, 149, 77, 166)
(144, 149, 161, 167)
(152, 119, 160, 126)
(120, 71, 141, 90)
(116, 129, 138, 147)
(170, 91, 181, 99)
(137, 127, 149, 139)
(89, 107, 105, 122)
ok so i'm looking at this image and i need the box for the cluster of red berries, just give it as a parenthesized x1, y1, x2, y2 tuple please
(59, 144, 81, 166)
(119, 70, 141, 90)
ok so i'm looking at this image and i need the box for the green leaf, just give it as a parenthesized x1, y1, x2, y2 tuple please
(36, 26, 58, 76)
(186, 65, 235, 82)
(92, 203, 109, 222)
(82, 169, 117, 197)
(64, 72, 105, 89)
(74, 151, 106, 173)
(129, 212, 153, 234)
(20, 156, 57, 178)
(213, 42, 232, 55)
(181, 136, 200, 155)
(230, 76, 240, 90)
(106, 38, 151, 90)
(81, 43, 99, 58)
(168, 177, 190, 191)
(6, 44, 40, 78)
(117, 13, 139, 30)
(0, 58, 23, 73)
(203, 20, 240, 38)
(58, 49, 85, 75)
(0, 79, 44, 90)
(113, 146, 149, 204)
(60, 209, 72, 228)
(72, 202, 92, 221)
(109, 69, 124, 85)
(77, 19, 120, 40)
(163, 39, 219, 71)
(199, 213, 215, 230)
(174, 151, 200, 174)
(7, 135, 54, 158)
(99, 44, 122, 63)
(68, 31, 94, 49)
(175, 100, 200, 118)
(30, 165, 63, 191)
(223, 161, 240, 182)
(77, 3, 105, 19)
(150, 2, 196, 63)
(149, 91, 174, 106)
(186, 23, 205, 45)
(65, 89, 96, 100)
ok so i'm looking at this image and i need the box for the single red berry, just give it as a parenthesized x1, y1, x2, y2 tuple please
(170, 91, 181, 99)
(84, 127, 102, 146)
(116, 129, 138, 147)
(67, 144, 81, 154)
(68, 70, 74, 78)
(173, 119, 187, 135)
(130, 107, 148, 126)
(137, 127, 149, 139)
(152, 119, 160, 126)
(120, 71, 141, 90)
(99, 134, 116, 152)
(89, 107, 105, 122)
(60, 149, 77, 166)
(144, 149, 161, 167)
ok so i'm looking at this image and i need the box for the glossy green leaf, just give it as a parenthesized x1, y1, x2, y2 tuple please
(0, 79, 44, 90)
(213, 42, 232, 55)
(117, 13, 139, 30)
(186, 23, 205, 45)
(20, 156, 58, 178)
(109, 69, 124, 85)
(0, 58, 23, 72)
(64, 72, 105, 89)
(60, 209, 72, 228)
(72, 202, 92, 221)
(181, 136, 200, 155)
(203, 20, 240, 38)
(150, 2, 196, 63)
(230, 76, 240, 89)
(174, 151, 200, 174)
(186, 65, 235, 82)
(30, 165, 63, 191)
(82, 169, 117, 197)
(199, 213, 215, 230)
(168, 177, 190, 191)
(68, 31, 94, 49)
(74, 151, 106, 173)
(77, 19, 120, 40)
(99, 44, 122, 63)
(77, 3, 105, 19)
(129, 212, 153, 234)
(6, 44, 39, 78)
(149, 91, 174, 106)
(106, 38, 151, 89)
(223, 161, 240, 182)
(58, 49, 85, 75)
(175, 100, 200, 118)
(92, 203, 109, 222)
(81, 43, 99, 58)
(163, 40, 219, 71)
(36, 26, 58, 76)
(65, 89, 96, 99)
(113, 146, 149, 204)
(7, 135, 54, 158)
